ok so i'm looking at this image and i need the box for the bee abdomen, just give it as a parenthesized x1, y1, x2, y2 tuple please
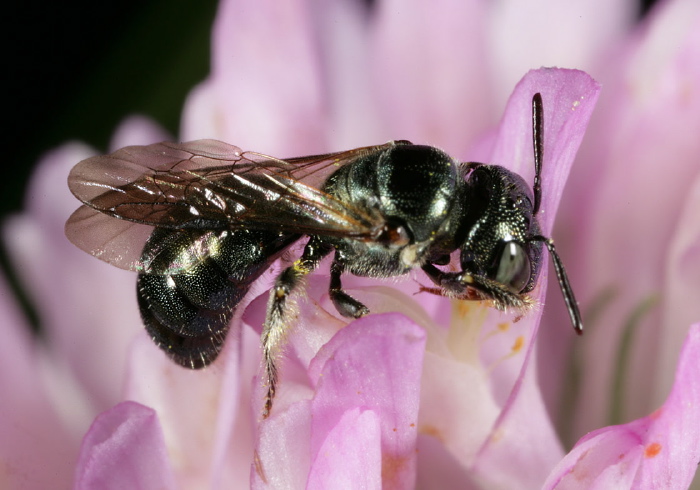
(137, 228, 298, 368)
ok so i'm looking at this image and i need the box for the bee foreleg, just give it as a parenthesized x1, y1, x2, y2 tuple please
(422, 262, 468, 296)
(260, 238, 332, 418)
(422, 263, 532, 310)
(329, 251, 369, 318)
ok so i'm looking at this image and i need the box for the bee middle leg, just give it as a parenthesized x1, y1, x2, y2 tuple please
(261, 238, 332, 418)
(329, 251, 370, 319)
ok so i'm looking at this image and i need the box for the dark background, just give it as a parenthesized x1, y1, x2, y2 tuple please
(4, 0, 218, 217)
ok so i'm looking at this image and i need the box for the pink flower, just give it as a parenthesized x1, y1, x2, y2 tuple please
(538, 0, 700, 449)
(543, 324, 700, 489)
(1, 118, 168, 489)
(2, 0, 699, 488)
(73, 402, 177, 489)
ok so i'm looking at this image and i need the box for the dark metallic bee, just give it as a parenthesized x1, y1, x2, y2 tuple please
(66, 93, 582, 418)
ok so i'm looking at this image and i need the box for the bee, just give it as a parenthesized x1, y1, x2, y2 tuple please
(66, 93, 582, 418)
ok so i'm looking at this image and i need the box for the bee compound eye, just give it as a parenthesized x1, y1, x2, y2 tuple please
(495, 241, 531, 293)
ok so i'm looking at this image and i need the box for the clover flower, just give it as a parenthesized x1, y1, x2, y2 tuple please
(2, 0, 699, 488)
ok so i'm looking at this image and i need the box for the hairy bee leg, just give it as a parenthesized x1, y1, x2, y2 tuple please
(261, 239, 332, 418)
(421, 263, 483, 300)
(421, 263, 530, 309)
(421, 263, 469, 296)
(328, 252, 370, 318)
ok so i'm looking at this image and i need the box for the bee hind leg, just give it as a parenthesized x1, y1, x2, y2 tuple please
(260, 238, 332, 418)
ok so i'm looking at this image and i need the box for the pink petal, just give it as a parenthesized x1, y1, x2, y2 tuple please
(415, 433, 471, 489)
(3, 142, 140, 410)
(661, 173, 700, 397)
(474, 67, 599, 383)
(546, 0, 700, 437)
(370, 0, 495, 155)
(209, 321, 263, 487)
(74, 401, 176, 490)
(0, 275, 77, 489)
(182, 0, 327, 155)
(475, 67, 599, 407)
(488, 68, 601, 234)
(416, 338, 501, 477)
(544, 323, 700, 488)
(123, 330, 244, 487)
(466, 68, 599, 486)
(126, 303, 263, 487)
(488, 0, 635, 101)
(308, 313, 426, 489)
(547, 427, 641, 489)
(252, 400, 312, 489)
(307, 408, 382, 489)
(108, 115, 170, 151)
(298, 0, 384, 149)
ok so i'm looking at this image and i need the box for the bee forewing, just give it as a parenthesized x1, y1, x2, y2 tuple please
(67, 139, 395, 238)
(67, 140, 248, 205)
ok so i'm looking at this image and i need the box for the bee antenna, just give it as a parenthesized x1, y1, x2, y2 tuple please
(532, 93, 544, 215)
(529, 234, 583, 334)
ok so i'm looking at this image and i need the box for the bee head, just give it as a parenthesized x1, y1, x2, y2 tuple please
(459, 164, 543, 295)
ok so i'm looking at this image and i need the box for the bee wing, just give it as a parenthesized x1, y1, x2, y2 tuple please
(66, 139, 400, 268)
(66, 204, 284, 273)
(65, 205, 157, 271)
